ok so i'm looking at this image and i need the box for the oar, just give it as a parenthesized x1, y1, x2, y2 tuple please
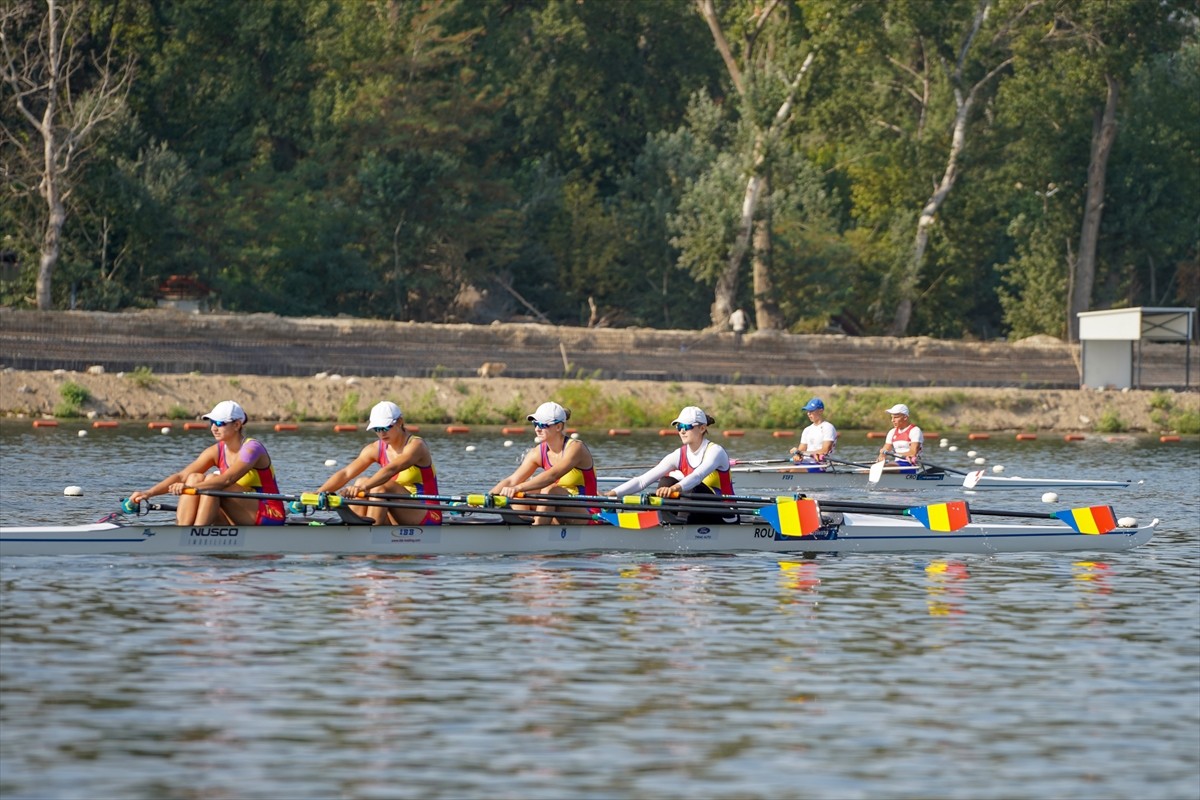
(825, 457, 876, 470)
(969, 503, 1119, 534)
(812, 498, 1120, 534)
(918, 460, 970, 477)
(119, 499, 177, 515)
(504, 491, 820, 534)
(315, 490, 651, 527)
(177, 487, 375, 525)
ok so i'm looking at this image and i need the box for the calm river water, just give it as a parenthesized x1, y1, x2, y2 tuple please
(1, 421, 1197, 799)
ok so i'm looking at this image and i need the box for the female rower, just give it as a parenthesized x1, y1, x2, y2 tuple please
(315, 401, 440, 526)
(489, 402, 597, 525)
(126, 400, 286, 526)
(606, 406, 735, 524)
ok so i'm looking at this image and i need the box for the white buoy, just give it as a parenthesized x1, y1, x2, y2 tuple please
(939, 438, 949, 447)
(570, 432, 580, 440)
(503, 440, 514, 447)
(160, 426, 171, 435)
(64, 486, 83, 496)
(324, 459, 337, 467)
(992, 464, 1005, 473)
(1042, 492, 1059, 503)
(967, 450, 978, 458)
(974, 457, 986, 465)
(948, 445, 959, 452)
(77, 430, 88, 438)
(465, 445, 477, 453)
(1118, 516, 1137, 528)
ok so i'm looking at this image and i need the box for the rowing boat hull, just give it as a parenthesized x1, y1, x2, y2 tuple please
(0, 514, 1157, 557)
(720, 467, 1133, 493)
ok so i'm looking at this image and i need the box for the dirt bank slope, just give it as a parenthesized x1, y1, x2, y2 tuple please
(4, 369, 1196, 435)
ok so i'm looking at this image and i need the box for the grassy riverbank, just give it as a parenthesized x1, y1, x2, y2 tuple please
(3, 369, 1198, 435)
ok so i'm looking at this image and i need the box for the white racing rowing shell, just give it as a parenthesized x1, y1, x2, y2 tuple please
(0, 513, 1157, 557)
(707, 465, 1135, 493)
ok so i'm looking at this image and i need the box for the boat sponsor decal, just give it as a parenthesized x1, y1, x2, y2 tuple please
(554, 527, 582, 542)
(693, 527, 714, 540)
(179, 527, 244, 548)
(371, 527, 441, 544)
(911, 474, 947, 481)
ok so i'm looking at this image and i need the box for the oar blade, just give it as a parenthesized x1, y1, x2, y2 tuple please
(868, 460, 885, 485)
(1054, 505, 1117, 534)
(597, 510, 661, 529)
(906, 501, 971, 532)
(758, 498, 822, 537)
(963, 469, 984, 489)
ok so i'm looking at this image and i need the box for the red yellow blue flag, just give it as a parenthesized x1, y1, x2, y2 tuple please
(907, 501, 971, 532)
(598, 510, 661, 529)
(1053, 505, 1117, 534)
(757, 498, 821, 537)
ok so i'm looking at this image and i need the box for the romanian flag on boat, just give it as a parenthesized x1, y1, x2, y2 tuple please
(907, 501, 971, 532)
(598, 510, 661, 529)
(758, 498, 821, 537)
(1054, 505, 1117, 534)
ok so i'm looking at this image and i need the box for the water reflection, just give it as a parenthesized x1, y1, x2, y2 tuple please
(924, 559, 970, 617)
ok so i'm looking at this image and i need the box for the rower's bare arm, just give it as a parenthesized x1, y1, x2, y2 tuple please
(133, 448, 217, 500)
(319, 445, 375, 494)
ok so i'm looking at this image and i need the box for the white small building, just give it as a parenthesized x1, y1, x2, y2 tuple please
(1077, 306, 1195, 389)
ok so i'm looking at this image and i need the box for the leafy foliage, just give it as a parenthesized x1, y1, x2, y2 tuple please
(2, 0, 1195, 343)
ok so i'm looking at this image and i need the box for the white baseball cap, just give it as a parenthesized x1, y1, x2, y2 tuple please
(886, 404, 910, 416)
(527, 401, 568, 425)
(202, 400, 247, 424)
(672, 406, 710, 426)
(368, 401, 403, 430)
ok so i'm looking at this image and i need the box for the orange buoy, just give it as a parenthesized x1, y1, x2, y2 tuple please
(445, 425, 470, 434)
(772, 430, 794, 438)
(608, 428, 632, 436)
(924, 431, 940, 439)
(407, 425, 420, 433)
(501, 426, 526, 435)
(1015, 433, 1038, 441)
(333, 424, 357, 433)
(722, 430, 745, 437)
(32, 420, 59, 428)
(148, 421, 173, 429)
(866, 431, 886, 439)
(274, 423, 299, 432)
(658, 428, 675, 436)
(1064, 434, 1086, 441)
(183, 421, 208, 430)
(92, 421, 118, 429)
(1160, 435, 1181, 443)
(967, 432, 990, 440)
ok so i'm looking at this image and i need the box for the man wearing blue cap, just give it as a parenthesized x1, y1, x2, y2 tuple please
(789, 398, 838, 464)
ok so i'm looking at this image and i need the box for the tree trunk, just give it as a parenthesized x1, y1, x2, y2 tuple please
(711, 172, 765, 328)
(890, 89, 972, 337)
(751, 175, 782, 330)
(1068, 73, 1119, 342)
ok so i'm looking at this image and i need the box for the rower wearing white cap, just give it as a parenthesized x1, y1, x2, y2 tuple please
(315, 401, 441, 526)
(489, 402, 597, 525)
(878, 403, 923, 466)
(607, 406, 735, 524)
(127, 400, 286, 526)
